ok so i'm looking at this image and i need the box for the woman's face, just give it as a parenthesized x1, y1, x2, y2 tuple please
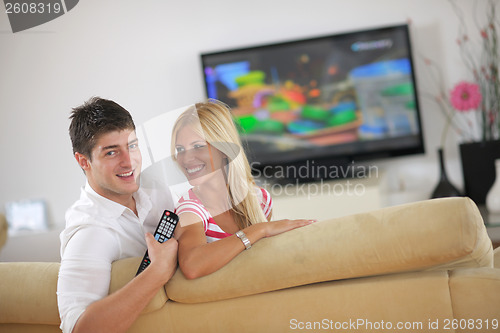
(174, 124, 227, 186)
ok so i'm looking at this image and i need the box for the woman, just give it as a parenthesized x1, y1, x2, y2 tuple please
(172, 100, 314, 279)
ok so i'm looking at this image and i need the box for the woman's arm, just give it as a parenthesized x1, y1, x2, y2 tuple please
(175, 212, 314, 279)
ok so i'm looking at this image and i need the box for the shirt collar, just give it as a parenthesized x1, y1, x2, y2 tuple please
(83, 182, 152, 221)
(84, 183, 126, 219)
(134, 186, 153, 222)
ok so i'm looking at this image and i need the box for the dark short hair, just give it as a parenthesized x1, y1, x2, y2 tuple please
(69, 97, 136, 159)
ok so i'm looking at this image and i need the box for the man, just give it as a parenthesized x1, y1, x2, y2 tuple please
(57, 97, 178, 333)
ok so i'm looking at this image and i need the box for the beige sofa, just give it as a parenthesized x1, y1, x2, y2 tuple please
(0, 214, 7, 252)
(1, 197, 499, 333)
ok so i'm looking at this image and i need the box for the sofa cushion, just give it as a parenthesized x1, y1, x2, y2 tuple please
(449, 267, 500, 324)
(494, 247, 500, 268)
(158, 270, 456, 333)
(165, 197, 493, 303)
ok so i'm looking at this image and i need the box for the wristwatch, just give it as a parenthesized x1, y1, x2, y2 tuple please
(235, 230, 252, 250)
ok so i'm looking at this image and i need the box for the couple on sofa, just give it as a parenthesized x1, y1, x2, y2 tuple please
(58, 97, 316, 333)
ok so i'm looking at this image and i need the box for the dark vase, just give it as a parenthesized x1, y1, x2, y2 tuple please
(431, 148, 461, 199)
(459, 140, 500, 204)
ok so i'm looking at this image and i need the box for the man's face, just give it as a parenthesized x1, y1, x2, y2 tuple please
(79, 129, 142, 205)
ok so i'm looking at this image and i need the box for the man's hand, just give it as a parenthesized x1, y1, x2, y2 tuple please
(145, 233, 178, 283)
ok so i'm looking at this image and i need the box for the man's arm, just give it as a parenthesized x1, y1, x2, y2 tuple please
(72, 233, 177, 333)
(58, 227, 178, 333)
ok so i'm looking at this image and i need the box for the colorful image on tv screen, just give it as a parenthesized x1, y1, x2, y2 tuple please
(201, 25, 422, 164)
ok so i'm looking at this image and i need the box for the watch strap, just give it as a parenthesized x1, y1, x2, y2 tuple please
(235, 230, 252, 250)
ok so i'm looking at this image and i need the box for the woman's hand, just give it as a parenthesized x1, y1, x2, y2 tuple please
(251, 218, 316, 239)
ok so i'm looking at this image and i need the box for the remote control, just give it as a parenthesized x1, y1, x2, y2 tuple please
(136, 210, 179, 276)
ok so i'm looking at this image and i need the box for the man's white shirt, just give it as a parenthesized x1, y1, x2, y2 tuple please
(57, 182, 173, 333)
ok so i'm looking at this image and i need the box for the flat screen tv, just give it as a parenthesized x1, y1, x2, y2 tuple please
(200, 24, 425, 183)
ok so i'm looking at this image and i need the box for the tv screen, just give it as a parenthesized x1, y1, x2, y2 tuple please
(200, 24, 424, 182)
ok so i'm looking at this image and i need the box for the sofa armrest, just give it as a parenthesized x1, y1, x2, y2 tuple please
(0, 258, 167, 326)
(0, 262, 61, 325)
(165, 197, 493, 304)
(0, 214, 7, 250)
(109, 257, 168, 314)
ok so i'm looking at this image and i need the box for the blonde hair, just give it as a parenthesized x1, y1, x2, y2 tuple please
(171, 100, 269, 229)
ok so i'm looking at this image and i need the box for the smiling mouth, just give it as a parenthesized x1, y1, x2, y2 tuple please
(186, 165, 204, 175)
(117, 170, 134, 178)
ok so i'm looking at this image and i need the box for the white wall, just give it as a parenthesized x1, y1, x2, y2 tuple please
(0, 0, 480, 229)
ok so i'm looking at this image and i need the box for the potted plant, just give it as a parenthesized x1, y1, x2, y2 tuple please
(422, 0, 499, 203)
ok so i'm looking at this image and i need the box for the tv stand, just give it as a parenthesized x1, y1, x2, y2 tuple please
(259, 175, 383, 221)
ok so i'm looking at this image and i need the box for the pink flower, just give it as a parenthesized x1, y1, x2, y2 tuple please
(450, 81, 482, 111)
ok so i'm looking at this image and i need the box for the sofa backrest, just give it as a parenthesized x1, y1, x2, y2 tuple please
(164, 197, 493, 304)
